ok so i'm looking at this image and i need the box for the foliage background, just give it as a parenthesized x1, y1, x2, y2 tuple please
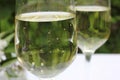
(0, 0, 120, 55)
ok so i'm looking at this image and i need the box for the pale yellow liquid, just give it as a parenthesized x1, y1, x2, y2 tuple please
(76, 6, 111, 51)
(15, 12, 77, 78)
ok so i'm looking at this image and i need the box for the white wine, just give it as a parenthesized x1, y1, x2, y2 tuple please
(15, 12, 77, 78)
(76, 6, 111, 51)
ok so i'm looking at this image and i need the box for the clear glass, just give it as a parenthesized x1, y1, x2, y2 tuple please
(15, 0, 77, 79)
(75, 0, 111, 61)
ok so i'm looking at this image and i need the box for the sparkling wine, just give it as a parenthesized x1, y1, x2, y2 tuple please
(76, 6, 111, 51)
(15, 12, 76, 78)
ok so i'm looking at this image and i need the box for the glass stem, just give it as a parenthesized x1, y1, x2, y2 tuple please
(83, 50, 95, 62)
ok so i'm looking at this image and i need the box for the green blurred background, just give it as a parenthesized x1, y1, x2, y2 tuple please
(0, 0, 120, 55)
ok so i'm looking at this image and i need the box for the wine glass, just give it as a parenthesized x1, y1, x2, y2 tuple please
(15, 0, 77, 79)
(75, 0, 111, 61)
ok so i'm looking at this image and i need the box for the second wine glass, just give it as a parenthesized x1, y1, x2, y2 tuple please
(75, 0, 111, 61)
